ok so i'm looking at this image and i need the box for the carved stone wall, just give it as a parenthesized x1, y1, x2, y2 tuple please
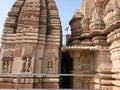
(104, 0, 120, 26)
(43, 45, 60, 74)
(107, 28, 120, 90)
(69, 50, 94, 89)
(67, 0, 120, 90)
(0, 0, 61, 89)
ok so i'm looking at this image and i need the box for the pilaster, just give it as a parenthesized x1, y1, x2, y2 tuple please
(69, 50, 94, 89)
(92, 36, 113, 90)
(107, 28, 120, 90)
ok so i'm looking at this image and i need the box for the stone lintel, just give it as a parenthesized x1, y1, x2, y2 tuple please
(62, 46, 97, 52)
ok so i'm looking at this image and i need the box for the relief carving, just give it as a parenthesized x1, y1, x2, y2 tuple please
(47, 61, 54, 72)
(22, 57, 32, 72)
(3, 27, 14, 33)
(90, 1, 105, 30)
(17, 27, 39, 33)
(22, 7, 40, 11)
(24, 1, 40, 7)
(104, 0, 120, 25)
(44, 51, 57, 73)
(14, 1, 24, 6)
(2, 50, 14, 73)
(11, 7, 20, 12)
(2, 44, 15, 50)
(47, 52, 56, 73)
(6, 17, 16, 23)
(21, 44, 34, 72)
(19, 15, 39, 21)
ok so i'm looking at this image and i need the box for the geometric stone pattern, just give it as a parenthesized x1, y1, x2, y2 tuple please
(2, 50, 14, 61)
(0, 0, 120, 90)
(0, 0, 62, 89)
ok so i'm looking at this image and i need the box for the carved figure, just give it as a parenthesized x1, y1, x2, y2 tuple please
(22, 57, 31, 72)
(1, 50, 14, 73)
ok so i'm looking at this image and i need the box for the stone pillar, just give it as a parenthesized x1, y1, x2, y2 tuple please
(69, 50, 94, 89)
(92, 36, 113, 90)
(107, 28, 120, 90)
(70, 50, 81, 89)
(69, 50, 81, 72)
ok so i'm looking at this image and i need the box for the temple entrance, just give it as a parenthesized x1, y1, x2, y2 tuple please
(61, 51, 73, 88)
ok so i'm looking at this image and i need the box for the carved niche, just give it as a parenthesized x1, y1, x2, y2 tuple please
(22, 57, 32, 72)
(2, 50, 14, 73)
(47, 52, 56, 73)
(21, 44, 34, 72)
(44, 51, 57, 74)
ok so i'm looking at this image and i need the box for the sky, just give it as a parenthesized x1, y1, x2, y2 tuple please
(0, 0, 82, 45)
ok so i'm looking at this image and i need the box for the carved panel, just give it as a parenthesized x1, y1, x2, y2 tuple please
(45, 52, 56, 73)
(21, 6, 40, 11)
(43, 46, 59, 73)
(14, 1, 25, 7)
(2, 50, 14, 73)
(17, 27, 39, 33)
(104, 0, 120, 25)
(10, 7, 20, 12)
(2, 50, 14, 61)
(3, 27, 14, 33)
(19, 21, 39, 28)
(22, 44, 34, 57)
(6, 17, 16, 23)
(21, 44, 35, 72)
(19, 15, 39, 21)
(22, 57, 32, 72)
(2, 44, 15, 50)
(1, 61, 13, 73)
(24, 1, 40, 7)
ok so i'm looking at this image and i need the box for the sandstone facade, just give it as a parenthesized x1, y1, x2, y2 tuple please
(0, 0, 120, 90)
(62, 0, 120, 90)
(0, 0, 61, 88)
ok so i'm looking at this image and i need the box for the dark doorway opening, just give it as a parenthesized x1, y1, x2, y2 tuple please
(61, 51, 73, 88)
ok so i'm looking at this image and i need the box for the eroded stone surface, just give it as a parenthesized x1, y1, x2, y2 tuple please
(0, 0, 62, 89)
(65, 0, 120, 90)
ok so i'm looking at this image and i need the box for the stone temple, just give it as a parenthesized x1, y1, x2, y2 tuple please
(0, 0, 120, 90)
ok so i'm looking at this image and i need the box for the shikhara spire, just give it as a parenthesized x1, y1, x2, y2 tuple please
(0, 0, 62, 88)
(0, 0, 62, 74)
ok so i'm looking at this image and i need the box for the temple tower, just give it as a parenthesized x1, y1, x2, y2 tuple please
(62, 0, 120, 90)
(0, 0, 62, 88)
